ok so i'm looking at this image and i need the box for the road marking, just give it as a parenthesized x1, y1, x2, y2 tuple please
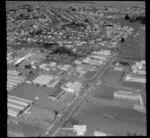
(102, 113, 114, 119)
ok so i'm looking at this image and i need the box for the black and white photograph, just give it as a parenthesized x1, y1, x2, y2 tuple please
(6, 1, 146, 136)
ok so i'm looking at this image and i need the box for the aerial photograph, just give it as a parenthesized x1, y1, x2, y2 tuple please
(6, 1, 146, 136)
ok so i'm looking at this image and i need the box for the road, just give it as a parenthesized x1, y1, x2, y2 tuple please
(41, 57, 116, 137)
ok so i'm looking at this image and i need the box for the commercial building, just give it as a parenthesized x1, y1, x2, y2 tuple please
(8, 95, 32, 118)
(114, 90, 139, 101)
(61, 81, 82, 93)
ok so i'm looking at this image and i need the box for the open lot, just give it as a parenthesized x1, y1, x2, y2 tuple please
(119, 29, 145, 61)
(84, 70, 98, 81)
(92, 84, 117, 100)
(72, 101, 146, 136)
(10, 84, 66, 113)
(101, 69, 124, 86)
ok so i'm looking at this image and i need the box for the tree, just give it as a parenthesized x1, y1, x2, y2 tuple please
(25, 64, 32, 69)
(124, 14, 130, 20)
(121, 38, 125, 43)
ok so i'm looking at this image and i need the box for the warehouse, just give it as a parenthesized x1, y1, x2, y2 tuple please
(124, 74, 146, 83)
(8, 70, 22, 76)
(114, 91, 139, 101)
(93, 50, 111, 56)
(8, 95, 33, 118)
(32, 75, 54, 86)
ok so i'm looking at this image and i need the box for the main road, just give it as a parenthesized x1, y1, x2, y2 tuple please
(41, 56, 117, 137)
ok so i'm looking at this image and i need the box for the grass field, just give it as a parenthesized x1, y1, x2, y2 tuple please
(101, 69, 124, 86)
(72, 101, 146, 136)
(84, 70, 97, 80)
(92, 84, 117, 100)
(119, 28, 145, 61)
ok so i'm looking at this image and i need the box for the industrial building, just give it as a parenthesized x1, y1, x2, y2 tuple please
(8, 95, 32, 118)
(32, 75, 53, 86)
(83, 57, 104, 65)
(13, 53, 32, 66)
(114, 91, 139, 101)
(124, 73, 146, 83)
(61, 81, 82, 93)
(32, 75, 60, 87)
(7, 70, 26, 91)
(92, 50, 111, 56)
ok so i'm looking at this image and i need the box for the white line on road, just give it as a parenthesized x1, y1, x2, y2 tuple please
(102, 113, 114, 119)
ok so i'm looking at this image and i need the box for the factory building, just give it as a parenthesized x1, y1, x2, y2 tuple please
(32, 74, 60, 87)
(114, 91, 139, 101)
(13, 53, 32, 66)
(33, 75, 53, 85)
(8, 95, 32, 118)
(124, 73, 146, 83)
(61, 81, 82, 93)
(7, 70, 26, 91)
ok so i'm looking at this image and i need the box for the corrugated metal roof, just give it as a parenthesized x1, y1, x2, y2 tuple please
(8, 103, 24, 110)
(8, 95, 32, 104)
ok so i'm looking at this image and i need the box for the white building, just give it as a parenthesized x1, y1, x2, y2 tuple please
(73, 125, 86, 136)
(114, 91, 139, 101)
(94, 130, 108, 136)
(61, 81, 82, 93)
(125, 74, 146, 83)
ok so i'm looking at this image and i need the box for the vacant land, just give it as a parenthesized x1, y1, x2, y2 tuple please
(92, 84, 117, 100)
(119, 28, 145, 61)
(73, 101, 146, 136)
(101, 69, 124, 86)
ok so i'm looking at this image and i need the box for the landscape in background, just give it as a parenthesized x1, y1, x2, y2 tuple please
(7, 1, 146, 137)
